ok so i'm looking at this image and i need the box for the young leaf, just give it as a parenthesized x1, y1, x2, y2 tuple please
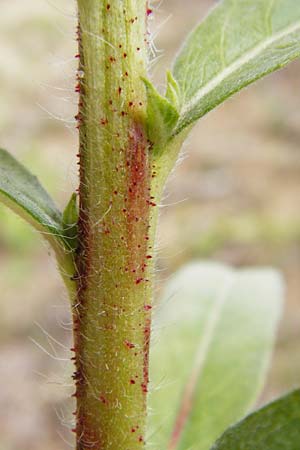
(0, 148, 63, 243)
(148, 262, 283, 450)
(211, 390, 300, 450)
(172, 0, 300, 134)
(143, 77, 179, 147)
(62, 192, 78, 251)
(165, 71, 181, 111)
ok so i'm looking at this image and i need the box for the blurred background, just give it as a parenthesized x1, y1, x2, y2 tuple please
(1, 1, 300, 449)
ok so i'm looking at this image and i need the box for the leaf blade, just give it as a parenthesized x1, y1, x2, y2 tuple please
(211, 390, 300, 450)
(148, 262, 284, 450)
(0, 148, 77, 294)
(0, 148, 63, 242)
(172, 0, 300, 134)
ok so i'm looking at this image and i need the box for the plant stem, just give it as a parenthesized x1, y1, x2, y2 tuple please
(74, 2, 157, 449)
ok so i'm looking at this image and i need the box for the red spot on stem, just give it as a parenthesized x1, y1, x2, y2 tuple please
(124, 340, 135, 349)
(99, 395, 108, 405)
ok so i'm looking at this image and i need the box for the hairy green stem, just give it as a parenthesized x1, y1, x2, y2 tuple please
(74, 2, 157, 449)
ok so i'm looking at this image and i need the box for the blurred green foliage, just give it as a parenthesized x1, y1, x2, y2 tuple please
(192, 214, 300, 257)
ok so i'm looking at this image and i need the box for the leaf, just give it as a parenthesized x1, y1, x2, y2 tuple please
(148, 262, 284, 450)
(165, 71, 181, 111)
(62, 192, 78, 251)
(172, 0, 300, 135)
(0, 148, 63, 243)
(0, 148, 77, 294)
(143, 77, 179, 147)
(211, 390, 300, 450)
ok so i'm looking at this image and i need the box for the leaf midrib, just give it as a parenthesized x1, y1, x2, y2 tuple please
(177, 19, 300, 126)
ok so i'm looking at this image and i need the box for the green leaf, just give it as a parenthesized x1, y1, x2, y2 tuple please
(62, 192, 78, 251)
(172, 0, 300, 134)
(0, 148, 63, 243)
(0, 148, 77, 295)
(211, 390, 300, 450)
(143, 77, 179, 147)
(148, 262, 284, 450)
(165, 71, 181, 111)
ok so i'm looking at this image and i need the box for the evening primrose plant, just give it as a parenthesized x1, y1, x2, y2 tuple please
(1, 1, 300, 449)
